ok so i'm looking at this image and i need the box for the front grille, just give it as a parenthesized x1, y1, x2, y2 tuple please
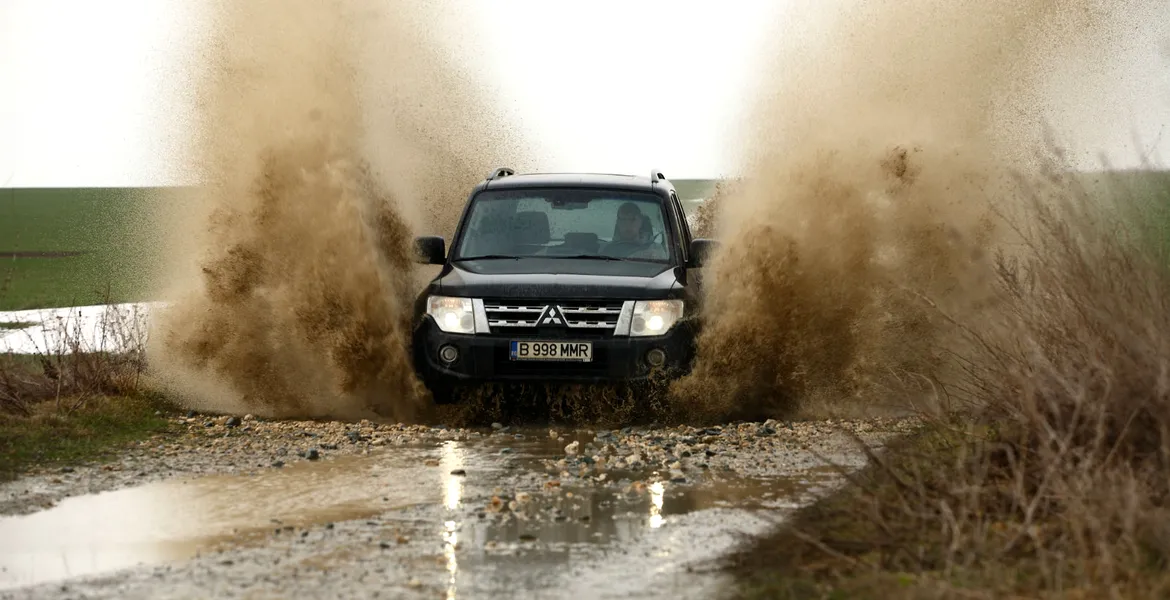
(482, 299, 626, 336)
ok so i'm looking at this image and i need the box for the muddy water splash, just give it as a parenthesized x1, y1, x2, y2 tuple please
(146, 0, 527, 420)
(673, 0, 1141, 420)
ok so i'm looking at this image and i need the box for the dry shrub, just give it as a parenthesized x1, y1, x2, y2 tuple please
(734, 159, 1170, 597)
(0, 303, 150, 416)
(945, 160, 1170, 591)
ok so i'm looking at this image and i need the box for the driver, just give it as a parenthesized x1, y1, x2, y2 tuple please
(601, 202, 653, 257)
(614, 202, 645, 243)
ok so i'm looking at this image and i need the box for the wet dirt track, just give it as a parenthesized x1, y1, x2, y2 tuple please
(0, 418, 912, 599)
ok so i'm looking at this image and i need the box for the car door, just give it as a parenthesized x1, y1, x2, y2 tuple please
(669, 191, 707, 310)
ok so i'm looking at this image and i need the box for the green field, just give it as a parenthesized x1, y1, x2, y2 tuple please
(0, 187, 170, 310)
(1, 172, 1162, 312)
(0, 179, 721, 311)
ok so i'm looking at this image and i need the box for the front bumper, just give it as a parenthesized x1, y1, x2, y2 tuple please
(412, 317, 696, 385)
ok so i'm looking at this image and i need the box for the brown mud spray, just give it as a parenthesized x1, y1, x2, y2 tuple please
(672, 0, 1150, 421)
(145, 0, 529, 421)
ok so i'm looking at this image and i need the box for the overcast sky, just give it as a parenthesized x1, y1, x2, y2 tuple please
(0, 0, 1167, 187)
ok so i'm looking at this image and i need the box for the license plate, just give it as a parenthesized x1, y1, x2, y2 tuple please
(509, 340, 593, 362)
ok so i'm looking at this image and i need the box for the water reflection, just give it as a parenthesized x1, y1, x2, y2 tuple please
(443, 520, 459, 600)
(441, 440, 466, 511)
(439, 441, 465, 600)
(648, 481, 666, 529)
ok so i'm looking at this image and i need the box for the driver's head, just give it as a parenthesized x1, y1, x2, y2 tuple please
(615, 202, 643, 242)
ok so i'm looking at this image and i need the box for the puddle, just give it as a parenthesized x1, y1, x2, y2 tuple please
(0, 446, 445, 590)
(456, 465, 838, 548)
(0, 428, 851, 595)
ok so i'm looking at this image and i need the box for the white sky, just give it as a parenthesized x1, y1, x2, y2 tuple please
(0, 0, 1167, 188)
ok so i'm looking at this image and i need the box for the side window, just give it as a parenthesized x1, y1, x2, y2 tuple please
(676, 194, 693, 243)
(669, 192, 689, 261)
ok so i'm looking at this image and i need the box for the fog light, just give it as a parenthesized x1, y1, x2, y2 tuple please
(438, 344, 459, 364)
(646, 348, 666, 367)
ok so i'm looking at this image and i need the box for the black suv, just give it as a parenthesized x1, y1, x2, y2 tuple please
(410, 168, 718, 402)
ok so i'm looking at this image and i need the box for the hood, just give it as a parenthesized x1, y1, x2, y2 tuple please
(433, 258, 681, 299)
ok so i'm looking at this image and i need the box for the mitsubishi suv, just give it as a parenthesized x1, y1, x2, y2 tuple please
(410, 168, 718, 403)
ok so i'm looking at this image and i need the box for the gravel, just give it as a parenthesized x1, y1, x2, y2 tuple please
(0, 413, 920, 600)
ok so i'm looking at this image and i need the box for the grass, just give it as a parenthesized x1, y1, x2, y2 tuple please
(0, 392, 174, 481)
(0, 286, 173, 480)
(720, 163, 1170, 598)
(0, 186, 173, 310)
(0, 254, 150, 311)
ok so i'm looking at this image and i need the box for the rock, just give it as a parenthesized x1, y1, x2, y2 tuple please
(564, 441, 579, 456)
(450, 469, 466, 476)
(272, 461, 285, 468)
(306, 448, 320, 461)
(491, 422, 504, 430)
(225, 417, 242, 428)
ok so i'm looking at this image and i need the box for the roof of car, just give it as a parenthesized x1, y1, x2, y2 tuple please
(478, 171, 676, 195)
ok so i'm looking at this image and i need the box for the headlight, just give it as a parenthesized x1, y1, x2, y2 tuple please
(427, 296, 476, 334)
(631, 299, 684, 336)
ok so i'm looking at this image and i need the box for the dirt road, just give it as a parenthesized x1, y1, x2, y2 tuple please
(0, 415, 912, 599)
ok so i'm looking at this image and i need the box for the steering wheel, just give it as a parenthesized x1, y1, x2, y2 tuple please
(604, 239, 651, 257)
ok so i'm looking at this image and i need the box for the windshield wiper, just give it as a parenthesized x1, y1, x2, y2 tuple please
(555, 254, 630, 262)
(453, 254, 520, 261)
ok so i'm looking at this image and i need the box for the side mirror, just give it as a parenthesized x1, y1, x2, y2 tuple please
(413, 236, 446, 265)
(688, 238, 720, 268)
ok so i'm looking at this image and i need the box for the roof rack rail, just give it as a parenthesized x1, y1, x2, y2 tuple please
(486, 167, 515, 181)
(649, 169, 666, 185)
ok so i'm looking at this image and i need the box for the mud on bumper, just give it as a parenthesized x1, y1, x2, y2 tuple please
(411, 318, 696, 388)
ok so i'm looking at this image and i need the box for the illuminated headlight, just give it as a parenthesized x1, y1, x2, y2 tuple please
(631, 300, 684, 337)
(427, 296, 476, 334)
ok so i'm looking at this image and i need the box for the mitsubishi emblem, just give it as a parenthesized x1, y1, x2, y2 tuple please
(540, 305, 566, 326)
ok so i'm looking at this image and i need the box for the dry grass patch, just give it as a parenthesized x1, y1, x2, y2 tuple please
(724, 163, 1170, 598)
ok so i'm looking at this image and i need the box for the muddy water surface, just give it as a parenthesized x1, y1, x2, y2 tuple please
(0, 425, 866, 599)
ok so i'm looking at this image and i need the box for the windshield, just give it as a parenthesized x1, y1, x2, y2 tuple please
(453, 188, 674, 262)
